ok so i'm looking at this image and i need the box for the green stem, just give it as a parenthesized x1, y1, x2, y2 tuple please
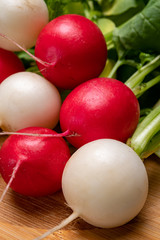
(129, 105, 160, 157)
(125, 55, 160, 90)
(104, 31, 115, 51)
(141, 131, 160, 159)
(83, 1, 98, 20)
(107, 41, 115, 51)
(132, 75, 160, 98)
(140, 108, 152, 116)
(104, 31, 113, 43)
(107, 59, 124, 78)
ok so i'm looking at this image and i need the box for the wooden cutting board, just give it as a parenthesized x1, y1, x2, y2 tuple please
(0, 136, 159, 240)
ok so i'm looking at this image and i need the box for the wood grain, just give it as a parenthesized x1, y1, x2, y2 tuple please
(0, 136, 159, 240)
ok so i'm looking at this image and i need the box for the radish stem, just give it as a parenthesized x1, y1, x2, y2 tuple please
(141, 132, 160, 159)
(132, 75, 160, 98)
(125, 55, 160, 89)
(129, 105, 160, 157)
(108, 59, 139, 79)
(107, 59, 124, 78)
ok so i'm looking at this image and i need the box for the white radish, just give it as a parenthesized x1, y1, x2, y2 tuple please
(34, 139, 148, 240)
(0, 72, 61, 131)
(0, 0, 49, 51)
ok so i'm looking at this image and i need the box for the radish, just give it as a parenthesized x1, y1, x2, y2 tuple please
(35, 14, 107, 89)
(0, 0, 49, 51)
(0, 72, 61, 131)
(0, 48, 24, 83)
(34, 139, 148, 240)
(60, 77, 140, 148)
(0, 127, 71, 197)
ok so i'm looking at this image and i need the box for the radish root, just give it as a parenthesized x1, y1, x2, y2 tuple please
(0, 159, 21, 202)
(33, 211, 79, 240)
(0, 129, 80, 138)
(0, 33, 53, 67)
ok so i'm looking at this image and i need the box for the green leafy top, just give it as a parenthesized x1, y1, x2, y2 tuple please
(113, 0, 160, 57)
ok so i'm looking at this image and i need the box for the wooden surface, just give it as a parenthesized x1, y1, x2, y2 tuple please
(0, 137, 160, 240)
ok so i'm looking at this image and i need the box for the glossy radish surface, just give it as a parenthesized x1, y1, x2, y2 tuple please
(34, 139, 148, 240)
(0, 0, 49, 51)
(0, 48, 24, 83)
(62, 139, 148, 228)
(35, 14, 107, 89)
(0, 72, 61, 131)
(0, 127, 71, 197)
(60, 77, 140, 148)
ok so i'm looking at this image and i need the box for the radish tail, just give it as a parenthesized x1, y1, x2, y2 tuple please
(0, 33, 53, 67)
(0, 160, 21, 202)
(0, 129, 79, 138)
(33, 211, 79, 240)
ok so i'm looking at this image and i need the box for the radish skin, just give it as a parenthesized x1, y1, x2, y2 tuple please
(0, 48, 24, 83)
(0, 0, 49, 51)
(0, 127, 71, 197)
(60, 77, 140, 148)
(0, 72, 61, 131)
(35, 14, 107, 89)
(34, 139, 148, 240)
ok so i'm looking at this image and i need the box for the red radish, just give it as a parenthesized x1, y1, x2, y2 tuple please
(60, 77, 140, 148)
(0, 48, 24, 83)
(35, 14, 107, 89)
(0, 0, 49, 51)
(0, 127, 71, 197)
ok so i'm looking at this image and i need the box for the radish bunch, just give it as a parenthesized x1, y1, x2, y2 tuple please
(0, 5, 148, 240)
